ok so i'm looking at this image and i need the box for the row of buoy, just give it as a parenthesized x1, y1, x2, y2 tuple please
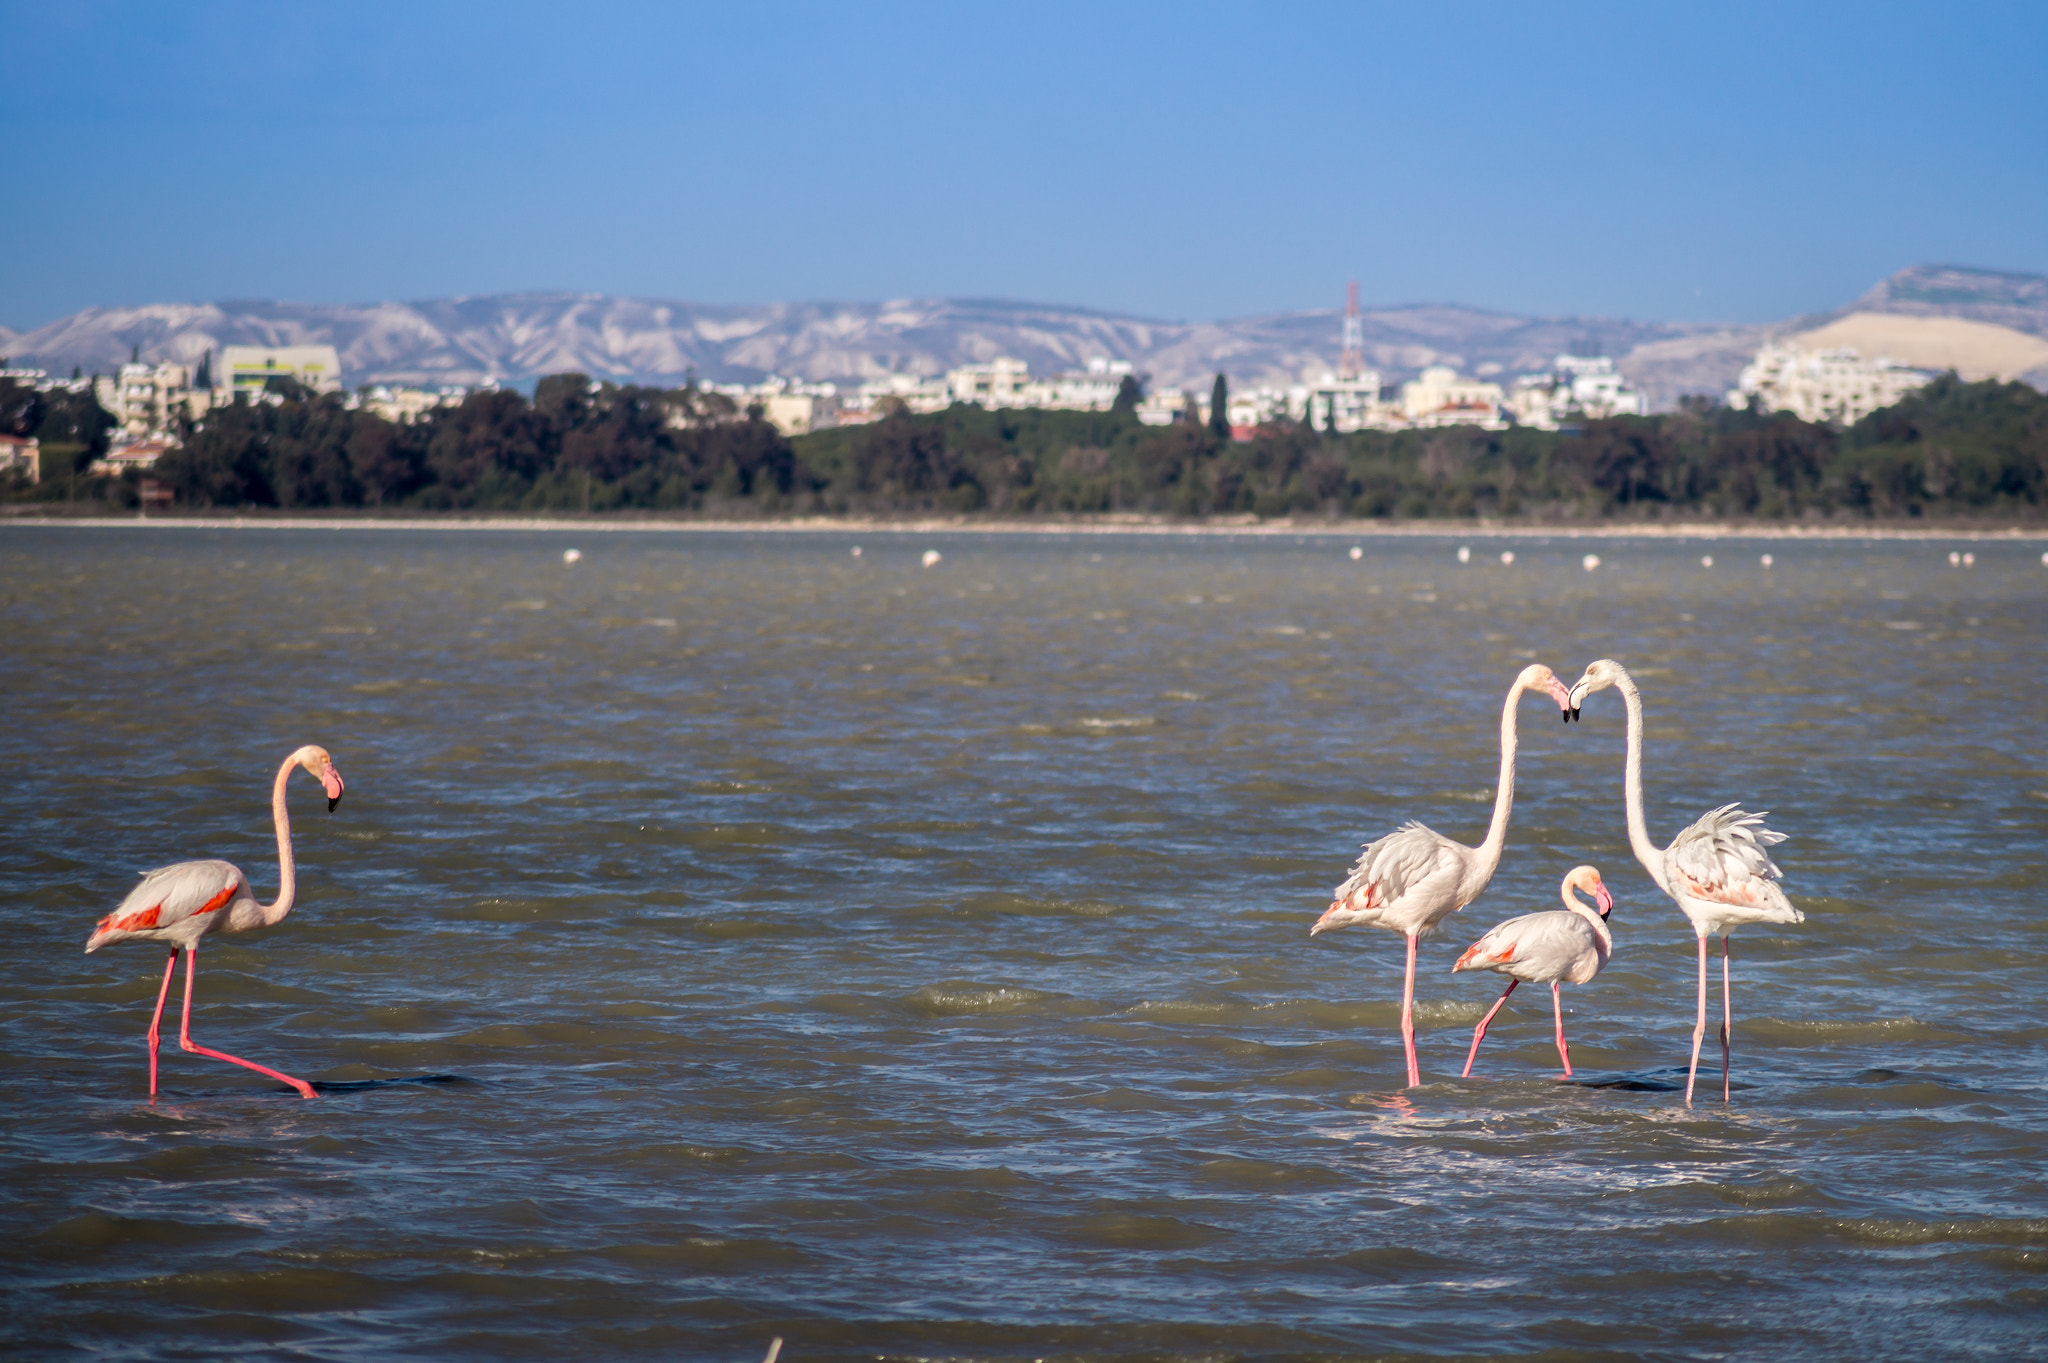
(557, 544, 2042, 570)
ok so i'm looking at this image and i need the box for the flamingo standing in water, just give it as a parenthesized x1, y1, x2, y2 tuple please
(1311, 664, 1573, 1087)
(84, 745, 345, 1100)
(1453, 865, 1615, 1078)
(1565, 659, 1801, 1104)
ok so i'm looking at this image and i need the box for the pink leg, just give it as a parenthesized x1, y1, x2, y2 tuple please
(1461, 979, 1517, 1077)
(1400, 932, 1421, 1088)
(177, 944, 317, 1099)
(1719, 935, 1733, 1103)
(1685, 935, 1708, 1106)
(146, 950, 178, 1100)
(1551, 982, 1572, 1078)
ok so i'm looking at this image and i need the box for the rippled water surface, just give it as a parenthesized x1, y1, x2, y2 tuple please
(3, 525, 2045, 1361)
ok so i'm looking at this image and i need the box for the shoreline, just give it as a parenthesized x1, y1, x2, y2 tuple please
(2, 513, 2045, 541)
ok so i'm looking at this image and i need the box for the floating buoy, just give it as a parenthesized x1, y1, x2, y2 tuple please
(1582, 553, 1601, 572)
(851, 545, 862, 558)
(1701, 554, 1714, 567)
(1500, 551, 1515, 565)
(1457, 546, 1471, 564)
(1348, 546, 1363, 560)
(1949, 551, 1961, 566)
(921, 549, 942, 568)
(1962, 552, 1975, 566)
(1760, 553, 1774, 568)
(562, 548, 582, 564)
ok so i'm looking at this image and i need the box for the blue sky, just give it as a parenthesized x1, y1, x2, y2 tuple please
(2, 1, 2043, 329)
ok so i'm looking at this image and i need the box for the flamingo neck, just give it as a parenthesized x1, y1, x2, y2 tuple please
(1561, 883, 1614, 953)
(258, 753, 298, 926)
(1616, 670, 1667, 885)
(1468, 678, 1523, 890)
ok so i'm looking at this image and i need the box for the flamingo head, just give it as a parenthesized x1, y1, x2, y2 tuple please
(1564, 865, 1613, 919)
(295, 745, 346, 810)
(1515, 663, 1573, 718)
(1565, 657, 1628, 723)
(1310, 899, 1364, 936)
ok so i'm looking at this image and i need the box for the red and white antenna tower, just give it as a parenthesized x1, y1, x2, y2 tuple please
(1339, 280, 1364, 380)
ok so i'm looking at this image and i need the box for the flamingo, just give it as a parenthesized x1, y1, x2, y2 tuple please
(84, 745, 345, 1100)
(1311, 664, 1573, 1087)
(1565, 659, 1801, 1104)
(1453, 865, 1615, 1079)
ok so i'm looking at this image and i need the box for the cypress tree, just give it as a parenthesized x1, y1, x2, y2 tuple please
(1209, 373, 1230, 438)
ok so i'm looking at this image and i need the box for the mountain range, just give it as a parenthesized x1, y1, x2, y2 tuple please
(4, 264, 2045, 411)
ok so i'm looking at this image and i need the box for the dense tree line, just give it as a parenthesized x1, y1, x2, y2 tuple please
(3, 370, 2042, 520)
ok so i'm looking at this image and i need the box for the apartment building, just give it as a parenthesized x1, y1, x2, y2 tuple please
(1730, 344, 1931, 425)
(94, 361, 210, 438)
(1505, 354, 1647, 428)
(220, 345, 343, 400)
(1400, 367, 1506, 429)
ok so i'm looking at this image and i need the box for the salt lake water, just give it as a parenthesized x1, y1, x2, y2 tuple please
(2, 524, 2044, 1360)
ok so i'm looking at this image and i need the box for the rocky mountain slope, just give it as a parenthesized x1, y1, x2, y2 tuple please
(3, 265, 2041, 409)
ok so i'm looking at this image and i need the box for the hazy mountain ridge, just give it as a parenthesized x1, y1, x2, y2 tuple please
(4, 265, 2042, 410)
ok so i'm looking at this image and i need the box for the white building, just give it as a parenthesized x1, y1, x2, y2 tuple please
(1729, 343, 1931, 425)
(1400, 366, 1506, 429)
(698, 376, 844, 436)
(94, 361, 210, 438)
(944, 357, 1031, 409)
(1506, 354, 1647, 428)
(90, 436, 176, 476)
(0, 434, 39, 482)
(356, 385, 469, 424)
(219, 345, 343, 401)
(854, 371, 952, 416)
(1016, 357, 1134, 412)
(1297, 371, 1387, 432)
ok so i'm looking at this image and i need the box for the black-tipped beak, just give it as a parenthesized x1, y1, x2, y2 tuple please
(1569, 706, 1581, 722)
(328, 794, 342, 812)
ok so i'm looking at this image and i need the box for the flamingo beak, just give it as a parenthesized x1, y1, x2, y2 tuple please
(1310, 901, 1344, 936)
(324, 767, 345, 812)
(1565, 680, 1587, 722)
(1547, 677, 1573, 720)
(1595, 884, 1614, 917)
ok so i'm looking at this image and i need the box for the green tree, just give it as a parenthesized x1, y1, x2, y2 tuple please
(1112, 373, 1142, 414)
(1210, 373, 1231, 438)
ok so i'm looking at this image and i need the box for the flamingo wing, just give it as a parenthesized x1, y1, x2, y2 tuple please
(1334, 822, 1465, 925)
(1455, 911, 1598, 980)
(1664, 805, 1800, 921)
(87, 859, 246, 950)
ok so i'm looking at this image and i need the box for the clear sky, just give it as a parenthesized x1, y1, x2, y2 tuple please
(2, 1, 2043, 330)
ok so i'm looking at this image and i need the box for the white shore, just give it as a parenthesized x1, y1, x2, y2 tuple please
(2, 513, 2044, 541)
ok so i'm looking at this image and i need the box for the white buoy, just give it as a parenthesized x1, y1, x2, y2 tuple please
(1760, 553, 1774, 568)
(1457, 546, 1471, 563)
(1963, 552, 1975, 566)
(921, 549, 942, 567)
(1582, 553, 1601, 572)
(1500, 551, 1515, 565)
(2041, 551, 2047, 565)
(851, 545, 862, 558)
(1348, 546, 1363, 560)
(1701, 554, 1714, 567)
(1949, 551, 1961, 566)
(562, 548, 582, 564)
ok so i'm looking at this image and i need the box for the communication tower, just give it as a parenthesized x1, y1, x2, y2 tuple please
(1339, 280, 1364, 380)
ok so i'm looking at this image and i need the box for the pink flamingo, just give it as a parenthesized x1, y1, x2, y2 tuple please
(1311, 664, 1573, 1087)
(1453, 865, 1615, 1078)
(84, 745, 345, 1100)
(1566, 659, 1801, 1104)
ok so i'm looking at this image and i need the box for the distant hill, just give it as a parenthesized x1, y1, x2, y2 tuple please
(3, 265, 2042, 409)
(1845, 264, 2048, 337)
